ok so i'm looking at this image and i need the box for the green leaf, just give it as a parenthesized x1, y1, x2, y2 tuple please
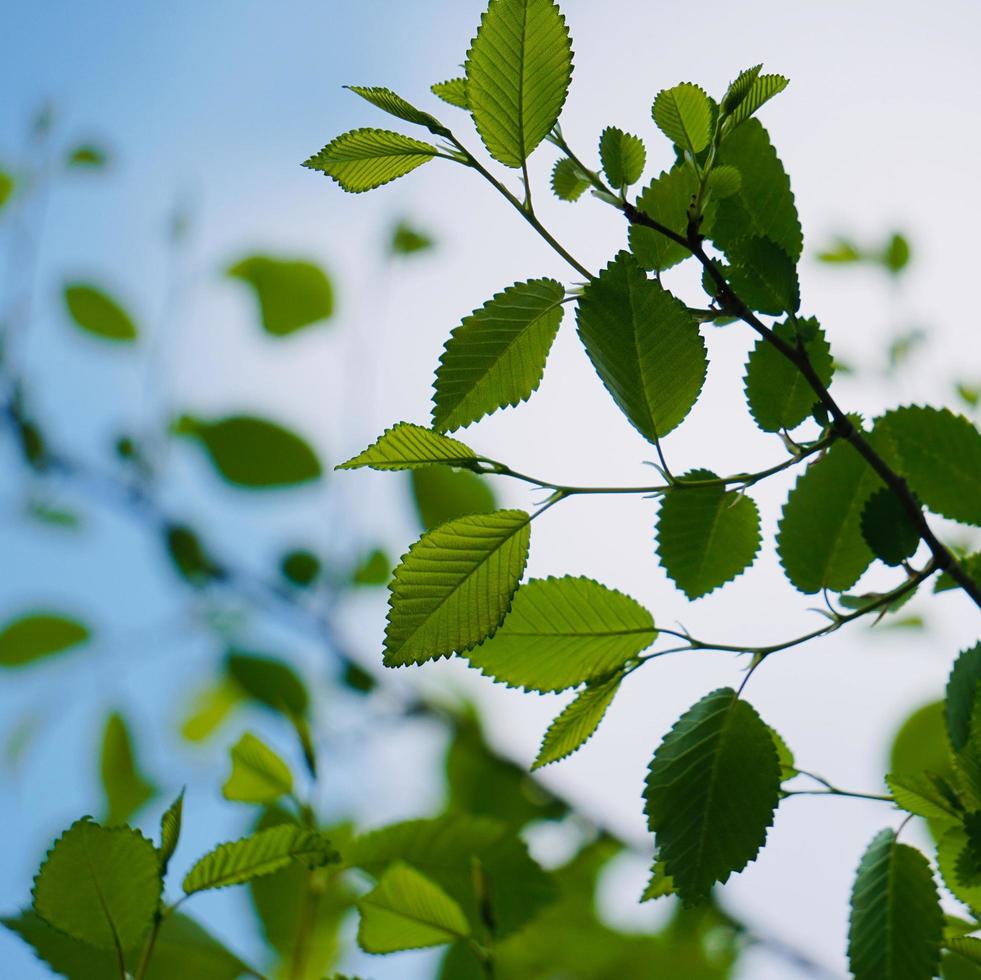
(652, 83, 712, 155)
(777, 431, 893, 593)
(225, 648, 309, 717)
(656, 470, 761, 599)
(936, 554, 981, 594)
(100, 711, 157, 825)
(227, 256, 333, 336)
(352, 547, 391, 587)
(411, 467, 497, 530)
(723, 74, 789, 129)
(0, 611, 90, 668)
(769, 725, 797, 777)
(345, 85, 448, 136)
(721, 65, 762, 114)
(576, 251, 707, 442)
(875, 407, 981, 526)
(722, 236, 800, 314)
(946, 643, 981, 753)
(3, 909, 118, 979)
(950, 938, 981, 968)
(465, 0, 573, 168)
(32, 818, 161, 951)
(551, 157, 590, 201)
(391, 220, 434, 256)
(533, 674, 622, 769)
(433, 279, 565, 431)
(280, 549, 321, 587)
(431, 77, 469, 109)
(848, 829, 944, 980)
(886, 773, 961, 821)
(158, 790, 184, 876)
(711, 119, 802, 262)
(861, 487, 920, 566)
(706, 165, 741, 199)
(183, 824, 338, 895)
(67, 144, 109, 168)
(644, 688, 780, 905)
(882, 233, 912, 274)
(222, 732, 293, 804)
(384, 509, 530, 667)
(340, 422, 478, 471)
(0, 170, 14, 211)
(599, 127, 646, 188)
(628, 167, 701, 272)
(63, 283, 138, 342)
(164, 523, 220, 584)
(358, 861, 470, 953)
(938, 826, 981, 913)
(743, 318, 833, 432)
(466, 576, 657, 692)
(173, 413, 322, 488)
(640, 860, 675, 902)
(180, 679, 242, 742)
(303, 128, 438, 193)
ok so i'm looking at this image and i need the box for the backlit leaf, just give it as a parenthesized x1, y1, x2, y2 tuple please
(433, 278, 565, 431)
(599, 127, 646, 189)
(652, 84, 712, 155)
(644, 688, 780, 905)
(345, 85, 448, 135)
(722, 236, 800, 314)
(946, 643, 981, 753)
(303, 128, 438, 193)
(533, 674, 622, 769)
(576, 251, 707, 442)
(936, 554, 981, 594)
(721, 65, 762, 115)
(385, 509, 531, 667)
(0, 170, 14, 211)
(340, 422, 477, 471)
(628, 167, 700, 272)
(159, 790, 184, 876)
(551, 157, 590, 201)
(465, 0, 573, 168)
(227, 255, 333, 336)
(100, 711, 157, 826)
(64, 283, 138, 342)
(431, 77, 469, 109)
(467, 576, 656, 692)
(723, 74, 789, 129)
(222, 732, 293, 804)
(391, 221, 434, 256)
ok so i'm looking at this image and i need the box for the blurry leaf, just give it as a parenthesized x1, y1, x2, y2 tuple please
(935, 554, 981, 594)
(183, 825, 338, 895)
(303, 129, 438, 193)
(25, 499, 82, 529)
(228, 256, 333, 336)
(656, 470, 761, 599)
(173, 413, 323, 489)
(551, 157, 591, 201)
(956, 383, 980, 410)
(352, 547, 390, 586)
(63, 283, 138, 342)
(345, 86, 447, 135)
(357, 861, 470, 953)
(431, 77, 469, 109)
(887, 329, 926, 371)
(390, 220, 434, 256)
(159, 790, 184, 875)
(0, 611, 90, 668)
(652, 83, 712, 154)
(410, 466, 496, 530)
(599, 126, 646, 189)
(223, 732, 293, 805)
(0, 170, 14, 211)
(280, 549, 321, 587)
(341, 422, 477, 471)
(180, 679, 242, 742)
(882, 233, 911, 274)
(100, 711, 157, 825)
(32, 818, 161, 950)
(225, 649, 309, 718)
(66, 144, 108, 168)
(385, 509, 530, 667)
(164, 523, 221, 585)
(433, 278, 565, 432)
(861, 487, 919, 566)
(4, 713, 40, 770)
(465, 0, 573, 168)
(466, 576, 656, 692)
(817, 239, 862, 264)
(533, 674, 622, 769)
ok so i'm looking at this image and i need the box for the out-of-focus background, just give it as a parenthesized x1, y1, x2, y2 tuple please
(1, 2, 979, 977)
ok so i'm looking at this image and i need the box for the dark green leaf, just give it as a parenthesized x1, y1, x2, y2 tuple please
(936, 554, 981, 594)
(576, 251, 707, 442)
(706, 165, 741, 199)
(652, 84, 712, 155)
(628, 167, 701, 272)
(0, 170, 14, 211)
(345, 85, 448, 136)
(63, 283, 138, 342)
(533, 674, 622, 769)
(848, 829, 944, 980)
(465, 0, 573, 168)
(599, 127, 646, 188)
(67, 144, 109, 168)
(164, 523, 220, 584)
(431, 77, 469, 109)
(433, 278, 565, 431)
(0, 611, 90, 668)
(303, 128, 438, 192)
(391, 220, 434, 256)
(100, 711, 157, 826)
(743, 318, 833, 432)
(644, 688, 780, 905)
(551, 157, 591, 201)
(656, 470, 761, 599)
(222, 732, 293, 804)
(173, 413, 322, 488)
(227, 256, 333, 336)
(466, 576, 656, 692)
(225, 649, 309, 717)
(385, 510, 530, 666)
(721, 65, 762, 115)
(280, 549, 321, 587)
(32, 818, 161, 950)
(341, 422, 477, 471)
(410, 466, 497, 530)
(947, 643, 981, 753)
(861, 487, 920, 566)
(723, 236, 800, 314)
(818, 238, 863, 264)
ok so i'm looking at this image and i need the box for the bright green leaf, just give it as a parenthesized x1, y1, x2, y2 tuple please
(433, 278, 565, 431)
(533, 674, 622, 769)
(599, 127, 646, 189)
(303, 128, 438, 193)
(32, 818, 161, 951)
(886, 773, 961, 821)
(0, 170, 14, 211)
(0, 611, 90, 668)
(345, 85, 448, 135)
(180, 679, 242, 742)
(431, 77, 469, 110)
(721, 65, 763, 114)
(159, 790, 184, 876)
(173, 413, 322, 489)
(385, 509, 530, 667)
(358, 861, 470, 954)
(723, 74, 789, 130)
(466, 576, 656, 692)
(882, 233, 911, 274)
(100, 711, 157, 826)
(340, 422, 478, 471)
(848, 829, 944, 980)
(411, 466, 497, 530)
(551, 157, 590, 201)
(183, 824, 338, 895)
(67, 144, 109, 168)
(227, 255, 333, 336)
(769, 725, 797, 778)
(223, 732, 293, 804)
(652, 83, 712, 155)
(64, 283, 138, 342)
(465, 0, 573, 168)
(576, 251, 707, 442)
(706, 165, 741, 199)
(818, 238, 863, 264)
(628, 167, 701, 272)
(936, 554, 981, 594)
(656, 470, 761, 599)
(644, 688, 780, 905)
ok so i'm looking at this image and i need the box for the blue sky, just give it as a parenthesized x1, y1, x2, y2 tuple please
(2, 2, 981, 977)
